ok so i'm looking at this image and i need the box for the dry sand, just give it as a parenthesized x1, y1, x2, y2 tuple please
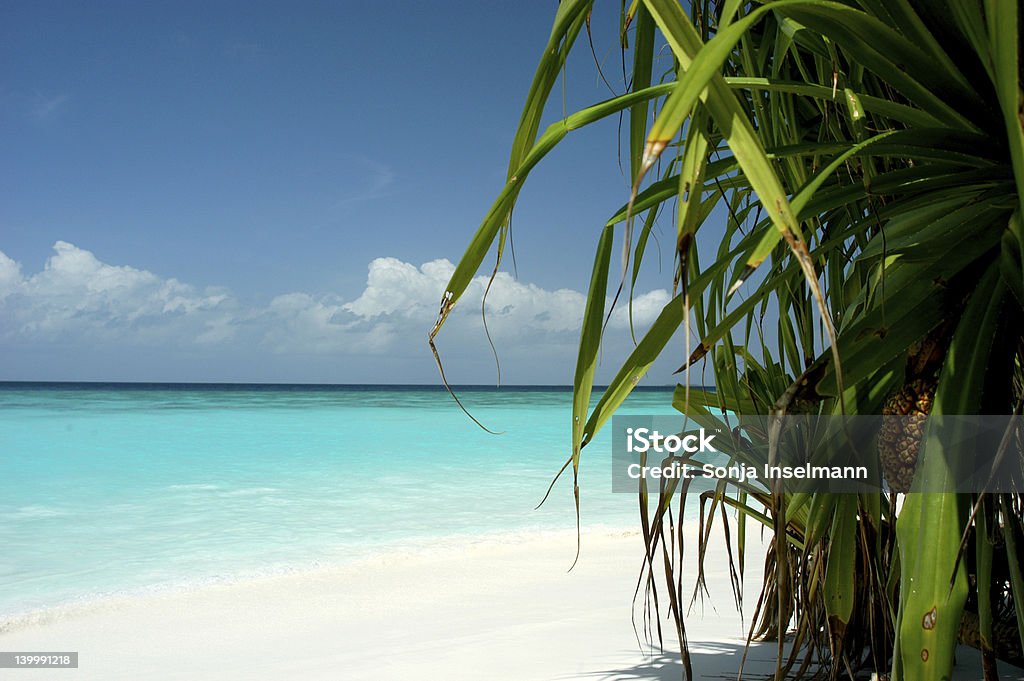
(1, 526, 1019, 680)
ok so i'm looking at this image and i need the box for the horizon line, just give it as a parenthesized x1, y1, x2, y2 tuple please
(0, 380, 693, 389)
(0, 378, 688, 385)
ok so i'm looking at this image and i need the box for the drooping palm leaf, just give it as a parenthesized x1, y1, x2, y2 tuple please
(439, 1, 1024, 677)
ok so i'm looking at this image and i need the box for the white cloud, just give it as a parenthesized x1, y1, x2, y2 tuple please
(0, 242, 231, 341)
(339, 256, 669, 342)
(608, 288, 672, 330)
(0, 242, 672, 368)
(32, 93, 69, 120)
(262, 293, 354, 353)
(342, 257, 444, 318)
(1, 91, 71, 123)
(0, 251, 21, 301)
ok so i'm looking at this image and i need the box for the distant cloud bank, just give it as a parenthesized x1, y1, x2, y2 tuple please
(0, 242, 673, 382)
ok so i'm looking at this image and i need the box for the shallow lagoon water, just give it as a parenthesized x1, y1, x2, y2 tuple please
(0, 383, 680, 615)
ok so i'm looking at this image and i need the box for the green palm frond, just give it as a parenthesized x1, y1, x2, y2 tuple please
(439, 1, 1024, 678)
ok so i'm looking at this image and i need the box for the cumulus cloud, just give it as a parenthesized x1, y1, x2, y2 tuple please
(338, 256, 669, 340)
(0, 241, 231, 341)
(0, 251, 21, 301)
(608, 289, 673, 330)
(342, 257, 443, 318)
(0, 243, 672, 367)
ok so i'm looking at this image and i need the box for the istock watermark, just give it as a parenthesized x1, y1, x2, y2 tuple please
(624, 426, 718, 454)
(611, 414, 1024, 494)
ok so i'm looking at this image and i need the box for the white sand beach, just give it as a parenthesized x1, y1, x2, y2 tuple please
(1, 526, 1018, 680)
(0, 525, 773, 680)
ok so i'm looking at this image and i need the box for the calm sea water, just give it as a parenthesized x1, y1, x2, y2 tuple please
(0, 383, 678, 616)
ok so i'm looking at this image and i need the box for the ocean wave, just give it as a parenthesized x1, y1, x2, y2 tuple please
(2, 505, 68, 519)
(218, 487, 280, 497)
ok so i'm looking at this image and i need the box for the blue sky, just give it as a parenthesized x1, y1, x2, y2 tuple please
(1, 1, 695, 384)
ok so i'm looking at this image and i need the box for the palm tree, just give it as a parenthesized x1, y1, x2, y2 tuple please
(432, 1, 1024, 678)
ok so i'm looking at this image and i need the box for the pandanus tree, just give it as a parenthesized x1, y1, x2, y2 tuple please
(432, 1, 1024, 678)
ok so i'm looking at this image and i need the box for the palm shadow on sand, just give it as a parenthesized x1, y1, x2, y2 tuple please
(567, 640, 794, 681)
(569, 641, 1024, 680)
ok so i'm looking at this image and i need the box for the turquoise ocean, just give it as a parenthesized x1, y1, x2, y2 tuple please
(0, 383, 679, 618)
